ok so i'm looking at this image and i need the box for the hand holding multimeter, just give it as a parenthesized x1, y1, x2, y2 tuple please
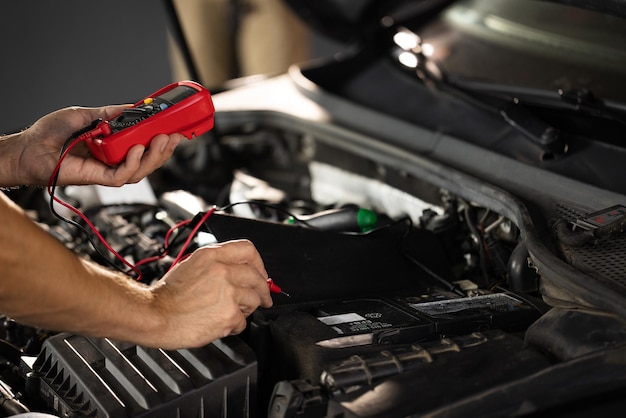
(82, 80, 215, 165)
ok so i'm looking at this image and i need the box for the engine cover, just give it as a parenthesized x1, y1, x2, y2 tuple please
(21, 333, 257, 417)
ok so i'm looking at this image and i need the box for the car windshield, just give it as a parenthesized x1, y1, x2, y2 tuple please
(414, 0, 626, 104)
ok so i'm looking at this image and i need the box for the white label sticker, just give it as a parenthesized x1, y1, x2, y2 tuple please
(318, 313, 366, 326)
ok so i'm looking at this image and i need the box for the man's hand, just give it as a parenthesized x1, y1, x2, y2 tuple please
(0, 192, 272, 351)
(5, 105, 184, 187)
(146, 240, 274, 349)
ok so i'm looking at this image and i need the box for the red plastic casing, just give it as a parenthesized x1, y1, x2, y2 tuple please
(85, 80, 215, 165)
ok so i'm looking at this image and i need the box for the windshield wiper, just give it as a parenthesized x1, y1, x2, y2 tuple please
(439, 73, 626, 159)
(444, 78, 626, 123)
(412, 61, 570, 159)
(392, 27, 626, 159)
(444, 79, 626, 158)
(498, 99, 566, 159)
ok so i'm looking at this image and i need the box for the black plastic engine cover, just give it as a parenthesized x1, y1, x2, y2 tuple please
(268, 329, 551, 418)
(204, 212, 452, 304)
(21, 333, 257, 417)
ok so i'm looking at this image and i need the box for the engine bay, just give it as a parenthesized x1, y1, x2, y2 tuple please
(0, 122, 617, 417)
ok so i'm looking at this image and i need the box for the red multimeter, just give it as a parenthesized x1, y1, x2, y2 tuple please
(84, 80, 215, 165)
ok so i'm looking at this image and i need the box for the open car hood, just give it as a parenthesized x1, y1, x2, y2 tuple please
(285, 0, 626, 42)
(284, 0, 626, 196)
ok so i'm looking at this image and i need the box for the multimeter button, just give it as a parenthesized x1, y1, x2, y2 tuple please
(143, 98, 154, 105)
(159, 103, 169, 110)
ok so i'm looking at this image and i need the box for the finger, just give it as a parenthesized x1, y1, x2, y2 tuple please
(112, 134, 183, 184)
(226, 261, 272, 296)
(201, 247, 272, 307)
(67, 105, 128, 131)
(91, 104, 130, 122)
(140, 134, 180, 168)
(236, 287, 263, 315)
(205, 240, 269, 278)
(106, 145, 145, 185)
(229, 314, 248, 336)
(216, 304, 248, 337)
(215, 261, 273, 309)
(211, 242, 273, 307)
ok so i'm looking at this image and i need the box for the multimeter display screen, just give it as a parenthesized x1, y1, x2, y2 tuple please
(157, 85, 198, 104)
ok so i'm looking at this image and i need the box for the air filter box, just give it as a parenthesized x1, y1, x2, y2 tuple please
(21, 333, 257, 417)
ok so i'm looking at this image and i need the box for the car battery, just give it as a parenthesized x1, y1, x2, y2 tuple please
(258, 289, 544, 388)
(312, 298, 434, 348)
(391, 290, 546, 336)
(259, 297, 433, 385)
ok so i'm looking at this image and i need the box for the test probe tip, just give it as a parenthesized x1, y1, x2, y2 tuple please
(267, 279, 290, 297)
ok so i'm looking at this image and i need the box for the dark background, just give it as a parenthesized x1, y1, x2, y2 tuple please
(0, 1, 176, 134)
(0, 0, 342, 135)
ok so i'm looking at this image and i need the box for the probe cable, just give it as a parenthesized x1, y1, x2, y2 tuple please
(47, 130, 290, 299)
(48, 125, 226, 284)
(47, 125, 144, 279)
(167, 208, 215, 271)
(132, 218, 194, 268)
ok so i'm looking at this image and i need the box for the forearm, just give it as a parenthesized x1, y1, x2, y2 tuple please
(0, 190, 272, 350)
(0, 132, 26, 188)
(0, 192, 164, 344)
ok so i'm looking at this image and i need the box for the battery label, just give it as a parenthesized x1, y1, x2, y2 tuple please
(408, 293, 524, 316)
(318, 313, 366, 326)
(315, 299, 425, 336)
(318, 313, 394, 335)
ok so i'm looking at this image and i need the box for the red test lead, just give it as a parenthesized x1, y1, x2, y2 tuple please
(267, 279, 290, 297)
